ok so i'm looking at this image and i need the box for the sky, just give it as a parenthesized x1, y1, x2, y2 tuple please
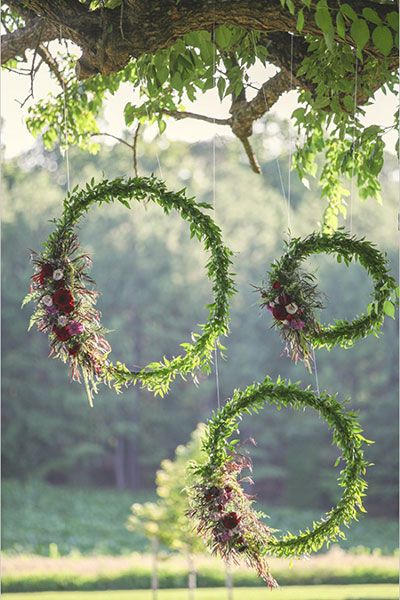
(1, 52, 398, 159)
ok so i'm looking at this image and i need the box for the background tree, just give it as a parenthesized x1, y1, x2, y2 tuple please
(2, 1, 398, 230)
(2, 129, 398, 523)
(128, 424, 207, 599)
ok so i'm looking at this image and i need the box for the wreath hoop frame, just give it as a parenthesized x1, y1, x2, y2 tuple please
(261, 230, 397, 368)
(189, 377, 369, 582)
(25, 176, 235, 401)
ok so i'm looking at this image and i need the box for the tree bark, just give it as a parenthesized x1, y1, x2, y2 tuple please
(3, 0, 397, 78)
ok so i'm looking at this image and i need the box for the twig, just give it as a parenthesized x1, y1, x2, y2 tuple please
(37, 44, 66, 87)
(239, 136, 261, 174)
(163, 109, 230, 126)
(91, 131, 135, 150)
(132, 122, 141, 177)
(91, 127, 141, 176)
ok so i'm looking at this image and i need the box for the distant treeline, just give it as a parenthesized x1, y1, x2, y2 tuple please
(2, 128, 398, 517)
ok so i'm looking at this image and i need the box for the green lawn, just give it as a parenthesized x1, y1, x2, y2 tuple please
(2, 586, 398, 600)
(3, 481, 398, 556)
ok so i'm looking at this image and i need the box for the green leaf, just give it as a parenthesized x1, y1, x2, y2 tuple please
(340, 3, 357, 21)
(296, 8, 305, 32)
(217, 77, 226, 100)
(386, 12, 399, 31)
(372, 25, 393, 56)
(362, 8, 381, 25)
(336, 12, 346, 39)
(158, 119, 166, 134)
(343, 95, 354, 112)
(315, 6, 334, 49)
(350, 18, 370, 52)
(286, 0, 295, 15)
(215, 25, 233, 50)
(383, 300, 395, 318)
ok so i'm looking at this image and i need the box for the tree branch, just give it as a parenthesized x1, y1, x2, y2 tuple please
(36, 45, 66, 87)
(239, 136, 261, 174)
(163, 110, 230, 126)
(2, 0, 397, 77)
(1, 17, 58, 64)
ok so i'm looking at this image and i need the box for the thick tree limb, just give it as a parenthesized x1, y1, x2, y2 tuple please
(2, 0, 397, 77)
(36, 45, 65, 86)
(1, 17, 58, 64)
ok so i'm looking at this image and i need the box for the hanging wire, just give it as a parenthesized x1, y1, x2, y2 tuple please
(286, 32, 294, 235)
(249, 32, 291, 225)
(60, 28, 71, 192)
(349, 54, 359, 235)
(311, 346, 321, 398)
(212, 9, 222, 410)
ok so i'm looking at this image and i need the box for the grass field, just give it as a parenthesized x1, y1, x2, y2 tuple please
(3, 480, 398, 556)
(2, 585, 399, 600)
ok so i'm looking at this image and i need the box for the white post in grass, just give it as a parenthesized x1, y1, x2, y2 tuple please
(225, 562, 233, 600)
(151, 537, 159, 600)
(187, 550, 197, 600)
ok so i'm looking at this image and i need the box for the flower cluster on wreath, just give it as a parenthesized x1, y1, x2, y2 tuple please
(29, 240, 110, 386)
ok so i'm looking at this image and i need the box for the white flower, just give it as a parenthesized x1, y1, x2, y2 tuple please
(58, 315, 68, 326)
(53, 269, 64, 281)
(42, 295, 53, 307)
(286, 302, 298, 315)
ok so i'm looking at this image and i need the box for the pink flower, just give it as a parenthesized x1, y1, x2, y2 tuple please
(45, 305, 58, 316)
(290, 320, 305, 330)
(66, 321, 85, 336)
(216, 530, 233, 543)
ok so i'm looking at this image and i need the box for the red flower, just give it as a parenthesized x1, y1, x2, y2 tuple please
(53, 288, 74, 313)
(32, 263, 53, 286)
(272, 281, 281, 290)
(204, 486, 220, 502)
(221, 512, 241, 530)
(272, 305, 288, 321)
(68, 344, 80, 357)
(278, 293, 292, 306)
(52, 326, 71, 342)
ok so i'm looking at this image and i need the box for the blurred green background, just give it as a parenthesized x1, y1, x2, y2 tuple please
(2, 121, 398, 595)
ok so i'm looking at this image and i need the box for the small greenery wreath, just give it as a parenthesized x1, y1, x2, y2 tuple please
(258, 230, 397, 370)
(24, 176, 235, 405)
(188, 377, 369, 586)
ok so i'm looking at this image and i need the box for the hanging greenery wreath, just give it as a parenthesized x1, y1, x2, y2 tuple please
(258, 230, 397, 370)
(188, 376, 370, 585)
(23, 176, 235, 405)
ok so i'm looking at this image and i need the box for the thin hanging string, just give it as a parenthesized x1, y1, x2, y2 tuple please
(60, 28, 71, 192)
(143, 106, 163, 180)
(312, 346, 321, 397)
(286, 32, 294, 236)
(249, 32, 290, 224)
(212, 8, 221, 410)
(349, 54, 358, 235)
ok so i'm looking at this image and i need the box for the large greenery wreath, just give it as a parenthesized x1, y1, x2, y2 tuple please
(24, 176, 235, 404)
(188, 376, 370, 585)
(259, 230, 397, 369)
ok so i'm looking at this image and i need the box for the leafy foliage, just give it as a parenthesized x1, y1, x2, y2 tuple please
(24, 176, 235, 398)
(3, 135, 398, 516)
(128, 424, 206, 553)
(190, 376, 371, 575)
(12, 1, 397, 227)
(261, 230, 398, 367)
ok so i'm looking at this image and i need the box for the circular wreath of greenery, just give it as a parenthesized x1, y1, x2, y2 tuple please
(259, 230, 397, 369)
(188, 377, 369, 586)
(24, 176, 235, 404)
